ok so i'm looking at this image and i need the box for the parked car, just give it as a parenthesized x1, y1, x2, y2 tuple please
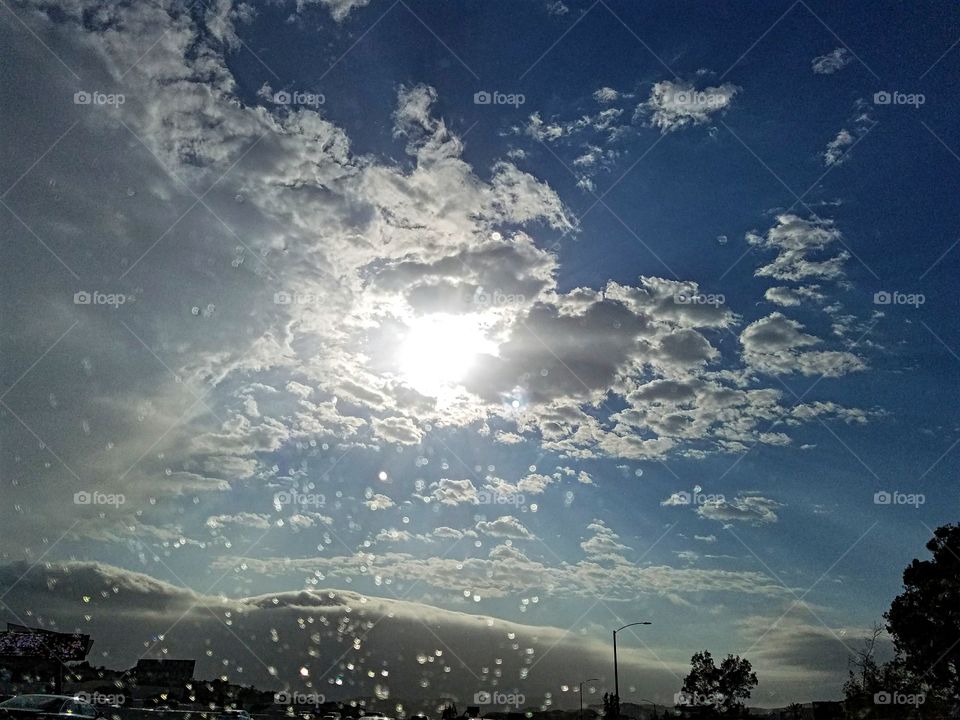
(0, 695, 100, 720)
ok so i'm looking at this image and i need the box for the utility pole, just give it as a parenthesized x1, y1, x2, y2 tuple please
(579, 678, 599, 720)
(612, 621, 652, 720)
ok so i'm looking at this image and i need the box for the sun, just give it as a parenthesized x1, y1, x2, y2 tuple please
(398, 313, 496, 397)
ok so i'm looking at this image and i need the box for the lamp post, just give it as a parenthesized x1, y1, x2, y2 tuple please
(636, 697, 661, 720)
(613, 621, 652, 720)
(579, 678, 599, 720)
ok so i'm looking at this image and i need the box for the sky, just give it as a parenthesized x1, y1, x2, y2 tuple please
(1, 0, 959, 711)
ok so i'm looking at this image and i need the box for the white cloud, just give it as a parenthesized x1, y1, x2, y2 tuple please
(661, 492, 691, 507)
(697, 495, 783, 525)
(741, 313, 865, 377)
(812, 48, 852, 75)
(206, 512, 272, 530)
(593, 87, 620, 103)
(374, 528, 418, 544)
(365, 493, 396, 511)
(230, 540, 791, 601)
(295, 0, 372, 22)
(475, 515, 534, 539)
(431, 478, 479, 506)
(823, 128, 854, 166)
(432, 526, 475, 539)
(285, 381, 314, 399)
(765, 285, 825, 307)
(640, 80, 740, 133)
(546, 0, 569, 15)
(371, 415, 423, 445)
(516, 473, 553, 494)
(580, 519, 630, 560)
(0, 1, 875, 561)
(747, 214, 850, 281)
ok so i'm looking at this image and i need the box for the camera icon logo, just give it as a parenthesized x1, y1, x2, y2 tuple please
(474, 288, 491, 306)
(74, 491, 92, 505)
(474, 692, 492, 705)
(874, 692, 892, 705)
(675, 490, 692, 505)
(274, 291, 292, 305)
(874, 491, 892, 505)
(74, 290, 92, 305)
(274, 691, 291, 704)
(873, 291, 891, 304)
(74, 91, 91, 105)
(273, 90, 292, 105)
(474, 91, 492, 105)
(873, 91, 892, 105)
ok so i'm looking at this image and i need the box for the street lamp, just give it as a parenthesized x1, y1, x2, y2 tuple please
(579, 678, 599, 720)
(613, 621, 652, 720)
(636, 697, 662, 720)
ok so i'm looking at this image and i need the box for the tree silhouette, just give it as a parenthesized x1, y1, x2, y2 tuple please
(678, 650, 757, 718)
(841, 524, 960, 718)
(885, 523, 960, 709)
(842, 624, 884, 705)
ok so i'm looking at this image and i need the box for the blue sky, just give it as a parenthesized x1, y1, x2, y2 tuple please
(1, 0, 960, 710)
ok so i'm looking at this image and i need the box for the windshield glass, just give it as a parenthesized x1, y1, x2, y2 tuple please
(3, 3, 960, 718)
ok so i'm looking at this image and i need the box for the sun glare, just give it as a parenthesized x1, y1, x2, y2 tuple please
(398, 314, 496, 397)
